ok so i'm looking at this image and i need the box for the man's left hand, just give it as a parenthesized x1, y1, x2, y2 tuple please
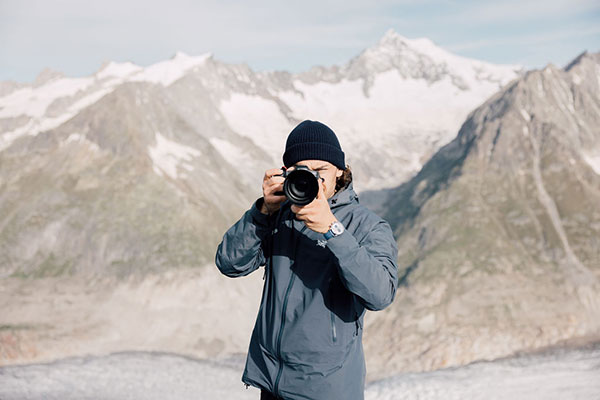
(290, 179, 337, 234)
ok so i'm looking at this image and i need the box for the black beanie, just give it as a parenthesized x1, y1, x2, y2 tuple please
(282, 120, 345, 170)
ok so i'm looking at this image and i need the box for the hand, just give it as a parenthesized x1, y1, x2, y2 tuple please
(261, 167, 287, 215)
(290, 178, 337, 234)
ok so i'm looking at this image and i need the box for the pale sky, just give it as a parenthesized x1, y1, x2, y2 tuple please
(1, 0, 599, 83)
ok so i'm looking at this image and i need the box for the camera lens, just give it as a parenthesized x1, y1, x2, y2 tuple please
(284, 169, 319, 205)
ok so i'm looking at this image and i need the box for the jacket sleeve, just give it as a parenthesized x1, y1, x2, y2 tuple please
(326, 218, 398, 311)
(215, 197, 273, 278)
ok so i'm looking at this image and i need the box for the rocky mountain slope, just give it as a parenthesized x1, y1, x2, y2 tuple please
(0, 29, 520, 278)
(361, 51, 600, 378)
(1, 34, 597, 383)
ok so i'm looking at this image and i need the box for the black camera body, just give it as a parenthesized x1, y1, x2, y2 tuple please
(275, 165, 322, 206)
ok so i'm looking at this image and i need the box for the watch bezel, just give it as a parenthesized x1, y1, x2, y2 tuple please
(330, 221, 344, 236)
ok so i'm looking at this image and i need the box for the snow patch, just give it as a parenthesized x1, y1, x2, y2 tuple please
(219, 93, 292, 161)
(60, 133, 100, 152)
(209, 137, 263, 184)
(148, 132, 201, 179)
(130, 52, 211, 86)
(209, 137, 251, 164)
(0, 77, 95, 118)
(279, 70, 497, 149)
(0, 87, 115, 152)
(582, 152, 600, 175)
(520, 109, 531, 121)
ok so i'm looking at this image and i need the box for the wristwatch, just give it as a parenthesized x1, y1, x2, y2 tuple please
(324, 221, 345, 240)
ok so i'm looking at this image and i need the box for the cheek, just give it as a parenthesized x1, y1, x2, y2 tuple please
(324, 175, 337, 191)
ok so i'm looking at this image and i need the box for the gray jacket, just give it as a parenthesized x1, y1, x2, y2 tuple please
(215, 182, 398, 400)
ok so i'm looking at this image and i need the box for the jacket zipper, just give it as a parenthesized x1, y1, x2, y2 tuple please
(330, 311, 337, 342)
(329, 281, 337, 343)
(273, 223, 306, 397)
(273, 272, 295, 396)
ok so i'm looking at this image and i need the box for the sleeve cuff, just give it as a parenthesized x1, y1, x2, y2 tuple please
(250, 197, 271, 227)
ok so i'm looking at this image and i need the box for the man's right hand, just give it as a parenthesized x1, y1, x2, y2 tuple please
(261, 167, 287, 215)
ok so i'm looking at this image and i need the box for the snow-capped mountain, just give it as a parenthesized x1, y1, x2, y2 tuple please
(1, 29, 597, 387)
(0, 29, 521, 192)
(0, 52, 212, 152)
(0, 29, 522, 278)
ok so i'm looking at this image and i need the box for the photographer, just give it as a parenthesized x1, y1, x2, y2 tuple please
(215, 120, 398, 400)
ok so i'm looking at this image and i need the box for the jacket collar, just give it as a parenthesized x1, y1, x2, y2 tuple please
(328, 180, 359, 209)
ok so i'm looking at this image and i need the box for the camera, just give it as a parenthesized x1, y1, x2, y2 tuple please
(274, 165, 322, 206)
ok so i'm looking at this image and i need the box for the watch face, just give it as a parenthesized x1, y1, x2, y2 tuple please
(331, 222, 344, 235)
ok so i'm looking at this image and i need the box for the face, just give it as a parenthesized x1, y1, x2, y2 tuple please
(291, 160, 343, 199)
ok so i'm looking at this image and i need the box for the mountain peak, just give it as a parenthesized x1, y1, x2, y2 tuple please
(564, 50, 589, 71)
(124, 51, 212, 86)
(171, 50, 190, 60)
(378, 28, 436, 52)
(96, 60, 142, 80)
(170, 50, 212, 62)
(379, 28, 407, 43)
(33, 67, 65, 87)
(345, 29, 520, 91)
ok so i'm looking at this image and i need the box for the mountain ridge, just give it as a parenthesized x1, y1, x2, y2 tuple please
(360, 50, 600, 378)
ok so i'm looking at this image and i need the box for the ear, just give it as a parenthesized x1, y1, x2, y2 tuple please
(335, 168, 343, 178)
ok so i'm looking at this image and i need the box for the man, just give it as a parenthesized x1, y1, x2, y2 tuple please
(215, 120, 398, 400)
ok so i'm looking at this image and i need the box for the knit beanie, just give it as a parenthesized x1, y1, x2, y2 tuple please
(282, 120, 345, 170)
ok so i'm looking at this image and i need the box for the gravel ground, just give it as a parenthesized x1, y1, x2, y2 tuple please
(1, 343, 599, 400)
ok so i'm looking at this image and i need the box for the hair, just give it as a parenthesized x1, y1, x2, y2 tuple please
(335, 165, 353, 193)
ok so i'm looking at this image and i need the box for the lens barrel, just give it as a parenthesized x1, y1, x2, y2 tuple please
(283, 166, 320, 205)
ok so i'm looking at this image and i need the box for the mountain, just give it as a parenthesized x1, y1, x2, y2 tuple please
(1, 31, 597, 383)
(361, 51, 600, 378)
(0, 29, 520, 278)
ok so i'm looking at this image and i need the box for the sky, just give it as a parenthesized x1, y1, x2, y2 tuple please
(0, 0, 599, 83)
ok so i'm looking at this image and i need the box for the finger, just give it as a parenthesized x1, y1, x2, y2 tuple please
(267, 180, 284, 189)
(266, 189, 286, 199)
(264, 167, 285, 180)
(266, 182, 284, 195)
(269, 176, 285, 185)
(267, 188, 286, 197)
(269, 196, 287, 203)
(291, 204, 306, 214)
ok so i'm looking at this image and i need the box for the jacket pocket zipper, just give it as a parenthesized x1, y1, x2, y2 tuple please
(330, 311, 337, 343)
(354, 314, 363, 337)
(329, 280, 337, 343)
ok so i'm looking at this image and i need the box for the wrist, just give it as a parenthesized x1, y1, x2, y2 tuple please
(323, 219, 345, 239)
(260, 198, 279, 215)
(316, 218, 335, 234)
(260, 201, 269, 215)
